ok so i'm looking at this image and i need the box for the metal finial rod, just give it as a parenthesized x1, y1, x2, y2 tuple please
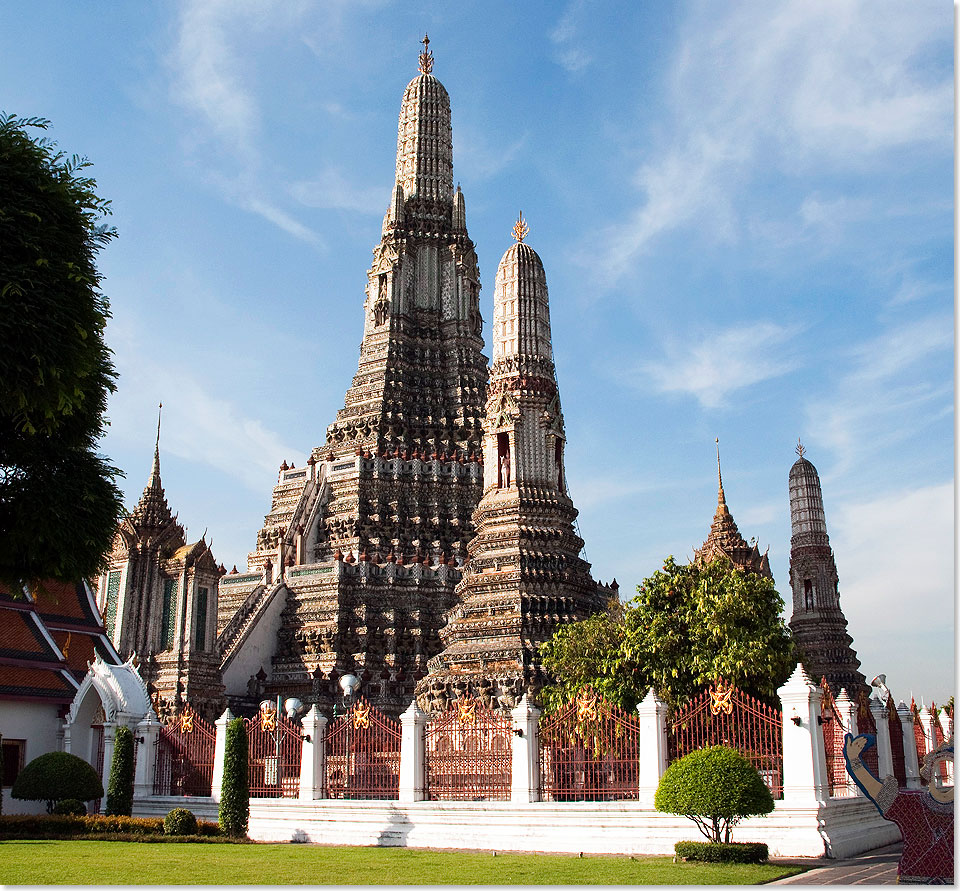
(418, 33, 434, 74)
(156, 402, 163, 451)
(512, 211, 529, 243)
(796, 438, 805, 458)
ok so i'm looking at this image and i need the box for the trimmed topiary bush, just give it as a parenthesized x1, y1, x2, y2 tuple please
(655, 745, 774, 843)
(11, 751, 103, 813)
(105, 726, 134, 816)
(218, 717, 249, 838)
(675, 841, 769, 863)
(52, 798, 86, 816)
(164, 807, 198, 836)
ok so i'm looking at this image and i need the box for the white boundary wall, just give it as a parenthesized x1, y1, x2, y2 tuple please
(133, 795, 899, 859)
(130, 666, 909, 859)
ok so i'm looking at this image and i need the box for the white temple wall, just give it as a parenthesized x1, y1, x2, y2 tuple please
(0, 701, 62, 815)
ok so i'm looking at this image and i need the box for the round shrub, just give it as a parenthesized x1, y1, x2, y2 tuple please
(164, 807, 198, 836)
(52, 798, 86, 816)
(11, 751, 103, 812)
(655, 745, 774, 844)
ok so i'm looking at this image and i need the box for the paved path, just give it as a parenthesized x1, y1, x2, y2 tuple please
(770, 843, 903, 885)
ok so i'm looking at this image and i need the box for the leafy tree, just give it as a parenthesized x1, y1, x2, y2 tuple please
(655, 745, 774, 843)
(540, 556, 795, 710)
(0, 114, 124, 590)
(11, 750, 103, 813)
(539, 598, 645, 713)
(104, 725, 134, 816)
(218, 718, 249, 838)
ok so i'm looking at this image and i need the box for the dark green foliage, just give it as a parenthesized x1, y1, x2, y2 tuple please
(11, 750, 103, 812)
(0, 114, 124, 590)
(655, 746, 775, 843)
(218, 717, 249, 838)
(51, 798, 86, 816)
(0, 814, 223, 840)
(539, 599, 635, 712)
(540, 557, 795, 710)
(104, 726, 134, 816)
(674, 841, 769, 863)
(164, 807, 198, 835)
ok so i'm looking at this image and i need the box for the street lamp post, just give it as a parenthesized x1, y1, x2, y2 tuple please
(336, 674, 360, 797)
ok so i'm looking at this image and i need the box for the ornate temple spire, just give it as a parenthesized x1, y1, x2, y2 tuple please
(130, 402, 174, 531)
(394, 33, 453, 206)
(715, 437, 728, 513)
(419, 224, 602, 711)
(788, 447, 866, 696)
(694, 442, 771, 579)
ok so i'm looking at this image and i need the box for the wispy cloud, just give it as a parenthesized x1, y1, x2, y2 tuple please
(290, 167, 387, 215)
(549, 0, 593, 74)
(805, 314, 953, 475)
(637, 321, 801, 409)
(831, 481, 953, 641)
(594, 1, 951, 280)
(169, 0, 320, 243)
(456, 130, 529, 182)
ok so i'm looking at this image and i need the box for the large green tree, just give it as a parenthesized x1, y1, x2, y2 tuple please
(0, 114, 124, 589)
(540, 556, 795, 711)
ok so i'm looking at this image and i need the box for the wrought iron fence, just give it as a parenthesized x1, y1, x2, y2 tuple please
(668, 679, 784, 799)
(153, 705, 216, 796)
(538, 687, 640, 802)
(325, 697, 400, 799)
(424, 697, 512, 801)
(820, 680, 853, 798)
(244, 708, 303, 798)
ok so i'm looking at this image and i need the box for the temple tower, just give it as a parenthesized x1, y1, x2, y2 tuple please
(788, 442, 866, 696)
(417, 217, 608, 713)
(221, 39, 488, 716)
(694, 441, 772, 578)
(95, 407, 225, 719)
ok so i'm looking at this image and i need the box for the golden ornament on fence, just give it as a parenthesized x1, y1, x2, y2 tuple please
(710, 679, 734, 716)
(353, 701, 371, 730)
(179, 711, 194, 733)
(457, 697, 477, 726)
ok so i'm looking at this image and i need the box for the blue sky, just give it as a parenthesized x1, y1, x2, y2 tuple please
(2, 2, 953, 704)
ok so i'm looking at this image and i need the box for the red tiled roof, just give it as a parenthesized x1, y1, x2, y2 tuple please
(0, 610, 61, 664)
(0, 665, 76, 701)
(32, 579, 103, 629)
(48, 629, 112, 681)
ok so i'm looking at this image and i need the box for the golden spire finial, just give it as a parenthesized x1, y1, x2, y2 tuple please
(418, 33, 434, 74)
(512, 211, 529, 243)
(796, 438, 805, 459)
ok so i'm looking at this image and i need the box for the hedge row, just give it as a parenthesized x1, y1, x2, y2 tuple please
(674, 841, 769, 863)
(0, 814, 221, 840)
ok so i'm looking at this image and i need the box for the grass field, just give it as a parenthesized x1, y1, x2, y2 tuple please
(0, 840, 804, 885)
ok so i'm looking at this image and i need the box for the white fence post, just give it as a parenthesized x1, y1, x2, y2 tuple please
(510, 695, 540, 803)
(897, 701, 921, 789)
(398, 702, 427, 802)
(99, 723, 117, 813)
(133, 714, 161, 799)
(298, 706, 327, 800)
(636, 688, 668, 807)
(870, 697, 894, 780)
(779, 664, 829, 804)
(211, 707, 233, 803)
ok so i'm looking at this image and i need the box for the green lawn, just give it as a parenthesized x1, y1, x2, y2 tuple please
(0, 840, 804, 885)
